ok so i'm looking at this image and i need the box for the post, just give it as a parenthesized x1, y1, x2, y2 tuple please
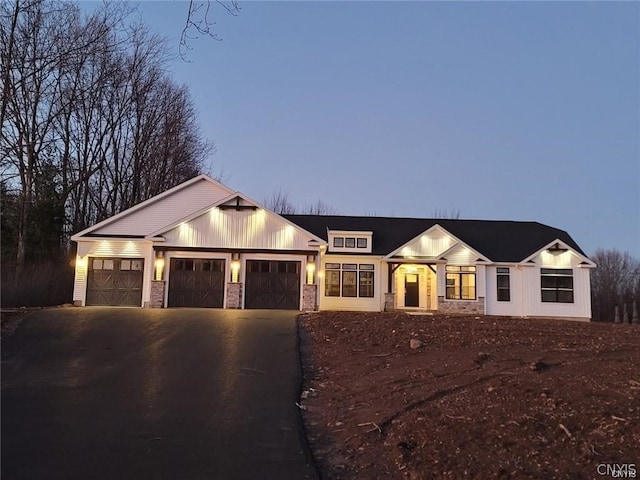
(614, 305, 621, 324)
(623, 303, 629, 324)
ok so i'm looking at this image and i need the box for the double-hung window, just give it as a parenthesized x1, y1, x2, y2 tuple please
(325, 263, 375, 298)
(541, 268, 574, 303)
(497, 267, 510, 302)
(446, 266, 476, 300)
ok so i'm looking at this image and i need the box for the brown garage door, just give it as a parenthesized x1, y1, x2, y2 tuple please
(86, 258, 144, 306)
(168, 258, 225, 308)
(245, 260, 301, 310)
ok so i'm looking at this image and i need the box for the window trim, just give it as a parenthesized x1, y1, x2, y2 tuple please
(445, 265, 477, 300)
(324, 263, 375, 298)
(540, 268, 574, 303)
(496, 267, 510, 302)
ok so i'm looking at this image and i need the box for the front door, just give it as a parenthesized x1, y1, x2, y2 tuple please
(405, 274, 419, 307)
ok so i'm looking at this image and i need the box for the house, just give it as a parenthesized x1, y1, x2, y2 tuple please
(71, 175, 595, 320)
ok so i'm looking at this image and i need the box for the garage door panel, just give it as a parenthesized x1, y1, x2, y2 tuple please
(168, 258, 225, 308)
(245, 261, 300, 310)
(86, 258, 144, 306)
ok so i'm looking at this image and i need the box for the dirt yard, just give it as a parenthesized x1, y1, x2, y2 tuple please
(298, 312, 640, 479)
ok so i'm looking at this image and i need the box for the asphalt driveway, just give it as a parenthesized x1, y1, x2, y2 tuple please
(1, 308, 318, 480)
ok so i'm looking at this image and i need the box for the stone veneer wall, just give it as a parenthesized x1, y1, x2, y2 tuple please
(226, 282, 243, 309)
(437, 296, 485, 315)
(149, 280, 165, 308)
(302, 284, 317, 311)
(384, 293, 396, 312)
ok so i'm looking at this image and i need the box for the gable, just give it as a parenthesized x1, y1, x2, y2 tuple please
(159, 206, 319, 251)
(522, 239, 595, 268)
(77, 176, 233, 238)
(390, 225, 456, 259)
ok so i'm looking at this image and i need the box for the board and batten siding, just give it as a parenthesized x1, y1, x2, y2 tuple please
(93, 179, 232, 236)
(485, 250, 592, 319)
(484, 265, 526, 317)
(161, 208, 316, 251)
(318, 255, 383, 312)
(73, 240, 154, 306)
(396, 227, 455, 258)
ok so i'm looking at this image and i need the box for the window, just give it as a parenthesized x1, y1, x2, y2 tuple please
(324, 263, 375, 298)
(497, 267, 510, 302)
(325, 263, 341, 297)
(359, 264, 375, 298)
(330, 235, 371, 251)
(541, 268, 574, 303)
(342, 271, 357, 297)
(446, 266, 476, 300)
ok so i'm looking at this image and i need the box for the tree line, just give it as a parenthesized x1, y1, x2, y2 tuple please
(1, 0, 212, 306)
(590, 249, 640, 322)
(1, 0, 210, 271)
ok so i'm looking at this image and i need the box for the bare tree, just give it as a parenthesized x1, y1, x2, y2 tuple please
(590, 248, 640, 322)
(433, 207, 461, 219)
(180, 0, 239, 60)
(264, 189, 296, 215)
(304, 199, 337, 215)
(1, 0, 212, 267)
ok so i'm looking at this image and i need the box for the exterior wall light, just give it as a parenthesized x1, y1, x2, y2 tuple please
(231, 260, 240, 283)
(306, 263, 316, 285)
(154, 250, 165, 281)
(76, 256, 87, 270)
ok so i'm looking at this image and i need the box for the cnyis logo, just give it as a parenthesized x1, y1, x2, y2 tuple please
(597, 464, 637, 478)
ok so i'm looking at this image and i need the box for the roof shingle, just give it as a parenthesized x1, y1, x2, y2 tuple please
(283, 215, 586, 262)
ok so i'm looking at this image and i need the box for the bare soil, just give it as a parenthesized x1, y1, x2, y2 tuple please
(298, 312, 640, 479)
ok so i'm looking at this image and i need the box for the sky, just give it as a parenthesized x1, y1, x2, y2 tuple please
(90, 1, 639, 258)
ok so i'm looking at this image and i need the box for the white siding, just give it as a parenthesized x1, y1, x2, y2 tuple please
(485, 250, 592, 319)
(443, 244, 478, 265)
(476, 264, 486, 298)
(93, 179, 231, 236)
(73, 240, 154, 306)
(162, 208, 315, 251)
(485, 265, 525, 317)
(319, 255, 382, 312)
(396, 228, 455, 258)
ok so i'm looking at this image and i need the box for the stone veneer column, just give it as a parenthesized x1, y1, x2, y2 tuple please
(437, 296, 485, 315)
(226, 283, 243, 309)
(384, 292, 396, 312)
(149, 280, 166, 308)
(302, 284, 317, 311)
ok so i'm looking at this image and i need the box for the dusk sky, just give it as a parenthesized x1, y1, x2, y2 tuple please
(92, 1, 639, 258)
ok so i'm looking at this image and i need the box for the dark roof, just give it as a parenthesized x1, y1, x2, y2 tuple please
(283, 215, 586, 262)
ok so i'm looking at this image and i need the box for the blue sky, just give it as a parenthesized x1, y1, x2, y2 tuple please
(104, 1, 639, 257)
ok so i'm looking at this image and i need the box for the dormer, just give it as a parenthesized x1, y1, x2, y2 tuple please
(328, 230, 373, 254)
